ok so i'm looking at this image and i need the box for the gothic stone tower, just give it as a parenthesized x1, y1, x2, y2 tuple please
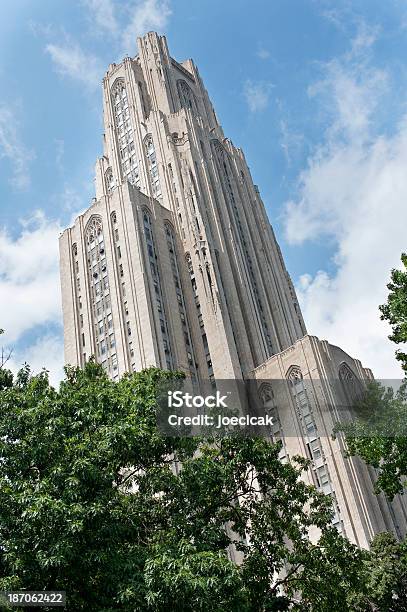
(59, 31, 305, 383)
(59, 32, 407, 548)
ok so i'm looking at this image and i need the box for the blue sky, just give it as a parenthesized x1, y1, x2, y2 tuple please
(1, 0, 407, 382)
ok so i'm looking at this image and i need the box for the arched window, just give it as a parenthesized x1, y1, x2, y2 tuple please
(286, 366, 318, 438)
(339, 362, 363, 405)
(177, 79, 197, 113)
(138, 81, 148, 116)
(165, 223, 197, 379)
(72, 242, 80, 279)
(144, 134, 161, 199)
(111, 80, 140, 188)
(84, 216, 117, 376)
(143, 211, 173, 370)
(186, 252, 214, 383)
(258, 383, 286, 460)
(339, 362, 357, 383)
(105, 168, 115, 194)
(85, 216, 103, 247)
(285, 364, 341, 528)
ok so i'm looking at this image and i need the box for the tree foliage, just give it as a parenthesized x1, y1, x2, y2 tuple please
(362, 532, 407, 611)
(337, 380, 407, 499)
(380, 252, 407, 373)
(0, 360, 378, 611)
(335, 252, 407, 500)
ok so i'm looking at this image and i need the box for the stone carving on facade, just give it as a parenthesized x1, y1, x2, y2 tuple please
(177, 79, 197, 113)
(258, 382, 274, 405)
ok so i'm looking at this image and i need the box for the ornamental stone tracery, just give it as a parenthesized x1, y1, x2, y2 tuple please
(177, 79, 197, 113)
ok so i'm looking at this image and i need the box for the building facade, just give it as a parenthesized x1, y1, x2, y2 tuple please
(60, 31, 305, 383)
(59, 32, 406, 547)
(249, 336, 407, 548)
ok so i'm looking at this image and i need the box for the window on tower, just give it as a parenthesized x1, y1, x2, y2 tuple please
(144, 135, 162, 200)
(177, 79, 198, 114)
(143, 210, 174, 370)
(84, 215, 117, 377)
(111, 80, 140, 189)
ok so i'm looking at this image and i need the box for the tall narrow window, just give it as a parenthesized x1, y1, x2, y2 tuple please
(339, 363, 363, 407)
(186, 252, 214, 384)
(212, 138, 273, 357)
(166, 225, 197, 380)
(144, 135, 161, 200)
(287, 366, 342, 530)
(84, 216, 117, 377)
(259, 384, 287, 461)
(143, 210, 174, 370)
(105, 168, 115, 193)
(138, 82, 148, 117)
(111, 80, 140, 188)
(177, 79, 197, 114)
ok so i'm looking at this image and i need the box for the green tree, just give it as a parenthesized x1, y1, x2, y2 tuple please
(0, 329, 13, 390)
(337, 380, 407, 498)
(335, 252, 407, 499)
(361, 532, 407, 612)
(380, 252, 407, 374)
(0, 360, 368, 611)
(332, 253, 407, 609)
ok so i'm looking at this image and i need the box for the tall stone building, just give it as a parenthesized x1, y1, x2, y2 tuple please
(59, 32, 407, 548)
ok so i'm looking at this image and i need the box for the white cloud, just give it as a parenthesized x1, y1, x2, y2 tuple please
(121, 0, 172, 54)
(280, 119, 304, 166)
(28, 20, 55, 39)
(45, 40, 104, 88)
(320, 8, 344, 29)
(307, 38, 386, 144)
(60, 186, 85, 213)
(283, 23, 407, 378)
(82, 0, 119, 36)
(43, 1, 173, 87)
(0, 105, 34, 190)
(257, 48, 271, 60)
(243, 80, 274, 113)
(349, 21, 379, 57)
(0, 212, 67, 386)
(0, 211, 62, 344)
(6, 334, 65, 389)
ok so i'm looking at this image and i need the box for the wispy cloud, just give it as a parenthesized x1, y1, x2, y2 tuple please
(121, 0, 172, 55)
(349, 21, 379, 57)
(45, 39, 104, 89)
(0, 105, 34, 190)
(0, 211, 62, 345)
(306, 23, 384, 145)
(279, 119, 304, 166)
(283, 22, 407, 377)
(81, 0, 119, 37)
(41, 1, 173, 87)
(257, 48, 271, 60)
(61, 185, 86, 213)
(6, 333, 65, 389)
(82, 0, 173, 55)
(0, 210, 72, 384)
(243, 80, 274, 113)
